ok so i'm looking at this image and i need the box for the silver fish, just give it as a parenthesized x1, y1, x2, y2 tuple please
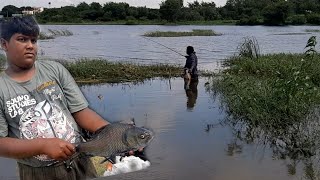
(76, 123, 154, 160)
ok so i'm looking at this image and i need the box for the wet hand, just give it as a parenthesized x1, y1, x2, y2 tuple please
(40, 138, 76, 161)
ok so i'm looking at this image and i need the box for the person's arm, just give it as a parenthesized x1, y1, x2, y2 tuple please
(0, 137, 75, 161)
(73, 107, 109, 133)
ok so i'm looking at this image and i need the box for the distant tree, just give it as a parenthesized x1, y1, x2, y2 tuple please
(103, 2, 129, 20)
(188, 1, 201, 9)
(77, 2, 90, 12)
(262, 1, 291, 25)
(147, 9, 161, 20)
(160, 0, 182, 22)
(2, 5, 20, 17)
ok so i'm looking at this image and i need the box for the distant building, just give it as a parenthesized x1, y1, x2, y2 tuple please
(22, 7, 44, 15)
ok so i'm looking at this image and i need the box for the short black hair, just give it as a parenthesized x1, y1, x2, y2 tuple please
(186, 46, 194, 55)
(0, 16, 40, 41)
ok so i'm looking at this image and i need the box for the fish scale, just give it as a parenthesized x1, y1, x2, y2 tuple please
(76, 123, 154, 159)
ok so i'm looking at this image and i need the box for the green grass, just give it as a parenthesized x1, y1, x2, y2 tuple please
(210, 53, 320, 128)
(208, 52, 320, 166)
(58, 59, 184, 83)
(143, 29, 222, 37)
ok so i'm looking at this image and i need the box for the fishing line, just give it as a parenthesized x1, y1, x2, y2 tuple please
(141, 36, 185, 57)
(103, 55, 161, 61)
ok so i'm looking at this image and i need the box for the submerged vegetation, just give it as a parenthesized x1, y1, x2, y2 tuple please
(143, 29, 221, 37)
(59, 59, 183, 83)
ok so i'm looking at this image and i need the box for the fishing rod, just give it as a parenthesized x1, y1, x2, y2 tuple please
(142, 36, 185, 57)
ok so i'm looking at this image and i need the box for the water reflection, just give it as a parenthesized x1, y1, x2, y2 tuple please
(185, 80, 198, 111)
(208, 82, 320, 180)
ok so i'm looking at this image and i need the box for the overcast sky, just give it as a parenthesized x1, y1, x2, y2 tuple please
(0, 0, 227, 9)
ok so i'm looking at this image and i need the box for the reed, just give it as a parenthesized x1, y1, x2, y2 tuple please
(237, 37, 260, 59)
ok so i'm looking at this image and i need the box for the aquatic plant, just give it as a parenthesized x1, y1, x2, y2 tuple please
(58, 59, 183, 84)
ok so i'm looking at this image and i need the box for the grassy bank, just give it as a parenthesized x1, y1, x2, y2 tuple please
(143, 29, 221, 37)
(59, 59, 183, 83)
(210, 53, 320, 128)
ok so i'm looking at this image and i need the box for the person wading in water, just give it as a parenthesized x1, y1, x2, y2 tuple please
(183, 46, 198, 90)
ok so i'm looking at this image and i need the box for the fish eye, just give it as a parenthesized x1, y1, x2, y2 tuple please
(140, 134, 145, 139)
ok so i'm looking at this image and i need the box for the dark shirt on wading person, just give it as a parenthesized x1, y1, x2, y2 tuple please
(184, 52, 198, 79)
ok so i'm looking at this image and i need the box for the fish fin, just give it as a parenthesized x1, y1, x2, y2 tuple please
(119, 118, 136, 126)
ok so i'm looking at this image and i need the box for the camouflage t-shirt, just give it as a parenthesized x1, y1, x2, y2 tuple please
(0, 60, 88, 167)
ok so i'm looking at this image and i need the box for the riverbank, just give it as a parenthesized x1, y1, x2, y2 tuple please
(210, 53, 320, 128)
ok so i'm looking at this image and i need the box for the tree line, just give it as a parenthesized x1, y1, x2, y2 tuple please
(1, 0, 320, 25)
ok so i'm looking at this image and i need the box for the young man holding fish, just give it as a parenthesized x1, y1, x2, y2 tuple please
(0, 16, 109, 179)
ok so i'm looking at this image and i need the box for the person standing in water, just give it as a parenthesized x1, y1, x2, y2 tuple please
(184, 46, 198, 90)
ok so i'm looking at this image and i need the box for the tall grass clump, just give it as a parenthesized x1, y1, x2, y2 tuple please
(237, 37, 260, 59)
(143, 29, 221, 37)
(304, 36, 317, 58)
